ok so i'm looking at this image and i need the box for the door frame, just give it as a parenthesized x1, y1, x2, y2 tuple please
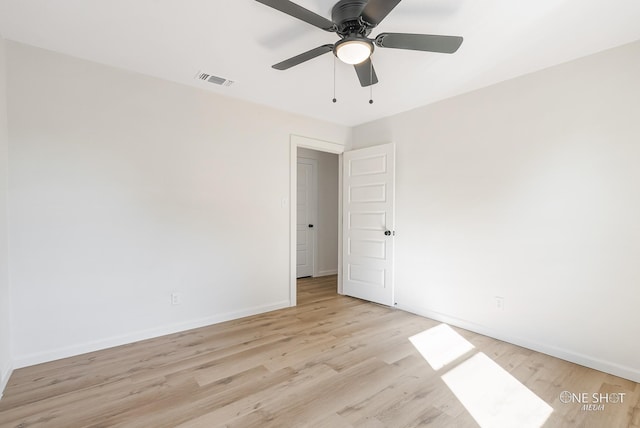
(289, 135, 345, 306)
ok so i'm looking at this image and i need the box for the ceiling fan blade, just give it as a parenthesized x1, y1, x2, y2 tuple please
(361, 0, 402, 27)
(273, 44, 334, 70)
(376, 33, 463, 54)
(255, 0, 336, 31)
(354, 58, 379, 87)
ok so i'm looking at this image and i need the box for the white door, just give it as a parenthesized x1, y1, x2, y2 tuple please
(297, 158, 316, 278)
(343, 143, 395, 306)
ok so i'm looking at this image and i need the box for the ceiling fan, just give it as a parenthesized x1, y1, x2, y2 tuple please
(255, 0, 463, 87)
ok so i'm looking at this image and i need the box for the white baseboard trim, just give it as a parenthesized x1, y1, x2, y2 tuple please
(14, 300, 290, 369)
(316, 269, 338, 277)
(397, 303, 640, 383)
(0, 361, 13, 400)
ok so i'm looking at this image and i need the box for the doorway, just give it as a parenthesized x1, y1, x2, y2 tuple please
(290, 136, 396, 308)
(289, 135, 345, 306)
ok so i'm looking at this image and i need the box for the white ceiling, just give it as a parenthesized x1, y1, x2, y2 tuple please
(1, 0, 639, 127)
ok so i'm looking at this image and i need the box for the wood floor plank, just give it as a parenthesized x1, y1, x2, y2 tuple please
(1, 275, 638, 427)
(175, 363, 340, 428)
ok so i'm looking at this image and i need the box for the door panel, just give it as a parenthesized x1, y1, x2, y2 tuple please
(342, 143, 395, 306)
(296, 159, 316, 278)
(350, 183, 387, 203)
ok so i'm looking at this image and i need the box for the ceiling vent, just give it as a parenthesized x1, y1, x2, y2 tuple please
(196, 71, 235, 87)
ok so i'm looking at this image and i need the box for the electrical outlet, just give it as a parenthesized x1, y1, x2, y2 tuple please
(495, 296, 504, 311)
(171, 292, 182, 305)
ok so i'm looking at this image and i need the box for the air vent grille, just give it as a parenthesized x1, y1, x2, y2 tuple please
(196, 71, 234, 87)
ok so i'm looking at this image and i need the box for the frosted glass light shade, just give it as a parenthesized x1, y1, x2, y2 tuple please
(335, 39, 373, 65)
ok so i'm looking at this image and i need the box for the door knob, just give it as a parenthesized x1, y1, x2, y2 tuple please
(309, 224, 314, 228)
(384, 230, 391, 236)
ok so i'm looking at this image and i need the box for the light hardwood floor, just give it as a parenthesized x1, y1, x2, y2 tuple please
(0, 275, 638, 427)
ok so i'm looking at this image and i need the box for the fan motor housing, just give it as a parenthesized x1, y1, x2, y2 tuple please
(332, 0, 371, 36)
(331, 0, 367, 24)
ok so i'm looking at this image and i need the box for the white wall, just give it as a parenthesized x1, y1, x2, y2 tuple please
(4, 35, 639, 385)
(353, 41, 640, 382)
(0, 35, 12, 396)
(297, 148, 339, 276)
(6, 41, 350, 367)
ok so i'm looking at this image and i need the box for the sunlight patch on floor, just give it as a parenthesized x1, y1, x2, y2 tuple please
(410, 323, 553, 428)
(409, 324, 475, 370)
(442, 352, 553, 428)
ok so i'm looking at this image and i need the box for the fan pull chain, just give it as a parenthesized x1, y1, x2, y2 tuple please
(332, 56, 337, 103)
(369, 60, 374, 104)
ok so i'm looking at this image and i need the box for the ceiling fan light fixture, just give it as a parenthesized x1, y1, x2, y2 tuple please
(335, 38, 373, 65)
(257, 0, 464, 88)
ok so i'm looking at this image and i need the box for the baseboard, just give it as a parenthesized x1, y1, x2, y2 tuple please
(316, 269, 338, 277)
(397, 303, 640, 383)
(0, 361, 13, 400)
(14, 300, 290, 369)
